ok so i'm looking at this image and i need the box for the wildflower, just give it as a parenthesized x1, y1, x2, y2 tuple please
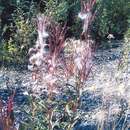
(42, 30, 49, 38)
(35, 58, 42, 67)
(20, 45, 24, 49)
(107, 34, 115, 40)
(35, 51, 43, 59)
(79, 0, 96, 35)
(23, 91, 29, 96)
(124, 37, 129, 43)
(28, 48, 37, 55)
(29, 55, 37, 64)
(117, 83, 125, 96)
(38, 30, 49, 39)
(29, 53, 42, 67)
(74, 57, 82, 70)
(78, 12, 88, 20)
(27, 64, 34, 71)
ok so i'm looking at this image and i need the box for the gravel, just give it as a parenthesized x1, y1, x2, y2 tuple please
(0, 40, 129, 129)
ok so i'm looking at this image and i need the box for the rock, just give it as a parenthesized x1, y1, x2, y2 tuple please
(74, 122, 97, 130)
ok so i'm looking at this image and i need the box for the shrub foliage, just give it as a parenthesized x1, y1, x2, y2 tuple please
(0, 0, 130, 64)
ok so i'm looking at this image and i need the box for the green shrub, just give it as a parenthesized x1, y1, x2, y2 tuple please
(93, 0, 130, 40)
(44, 0, 130, 39)
(44, 0, 81, 37)
(1, 0, 130, 65)
(0, 1, 37, 65)
(45, 0, 69, 22)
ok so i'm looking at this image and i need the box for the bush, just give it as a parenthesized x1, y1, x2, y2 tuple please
(44, 0, 81, 38)
(44, 0, 130, 40)
(45, 0, 69, 22)
(0, 1, 37, 65)
(0, 0, 130, 65)
(92, 0, 130, 40)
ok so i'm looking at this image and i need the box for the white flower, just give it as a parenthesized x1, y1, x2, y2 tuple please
(117, 83, 125, 96)
(38, 30, 49, 39)
(23, 91, 29, 96)
(28, 48, 37, 55)
(28, 64, 34, 71)
(78, 12, 88, 20)
(74, 57, 82, 70)
(29, 55, 37, 64)
(21, 45, 24, 49)
(107, 34, 115, 39)
(42, 30, 49, 38)
(78, 12, 92, 20)
(22, 81, 30, 87)
(29, 52, 42, 65)
(35, 52, 43, 59)
(35, 59, 42, 67)
(37, 15, 43, 21)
